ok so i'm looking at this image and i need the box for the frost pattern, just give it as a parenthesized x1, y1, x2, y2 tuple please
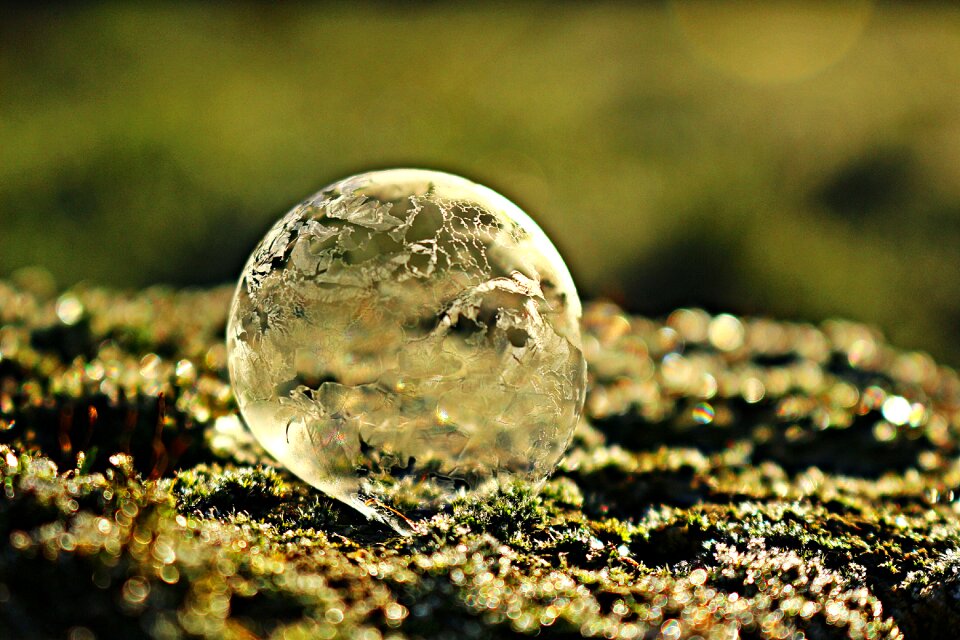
(227, 169, 586, 531)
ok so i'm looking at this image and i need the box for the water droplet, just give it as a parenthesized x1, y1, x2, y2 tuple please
(56, 294, 84, 325)
(707, 313, 744, 351)
(742, 377, 765, 403)
(881, 395, 911, 426)
(692, 401, 715, 424)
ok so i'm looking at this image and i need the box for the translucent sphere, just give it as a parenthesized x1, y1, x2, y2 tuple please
(227, 169, 586, 532)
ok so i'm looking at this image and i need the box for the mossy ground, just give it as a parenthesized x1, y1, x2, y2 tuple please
(3, 279, 960, 639)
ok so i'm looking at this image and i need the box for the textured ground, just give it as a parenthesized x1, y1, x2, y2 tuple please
(3, 277, 960, 639)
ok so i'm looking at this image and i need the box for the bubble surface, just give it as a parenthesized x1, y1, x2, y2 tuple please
(226, 169, 586, 532)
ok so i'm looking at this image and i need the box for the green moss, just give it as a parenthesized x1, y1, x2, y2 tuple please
(4, 280, 960, 638)
(451, 483, 548, 545)
(172, 465, 288, 517)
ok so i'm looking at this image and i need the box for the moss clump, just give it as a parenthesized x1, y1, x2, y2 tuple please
(451, 484, 548, 544)
(3, 280, 960, 638)
(172, 465, 288, 517)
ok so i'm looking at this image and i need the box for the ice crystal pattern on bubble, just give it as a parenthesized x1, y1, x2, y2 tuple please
(227, 169, 586, 531)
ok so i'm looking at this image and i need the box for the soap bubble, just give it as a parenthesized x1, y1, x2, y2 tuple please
(227, 169, 586, 532)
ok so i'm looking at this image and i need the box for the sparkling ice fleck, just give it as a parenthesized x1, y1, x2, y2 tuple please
(56, 294, 84, 325)
(691, 402, 715, 425)
(227, 169, 586, 532)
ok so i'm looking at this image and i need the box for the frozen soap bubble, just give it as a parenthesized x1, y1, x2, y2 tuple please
(227, 169, 586, 533)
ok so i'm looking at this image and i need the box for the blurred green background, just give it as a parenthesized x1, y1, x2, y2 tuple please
(3, 2, 960, 362)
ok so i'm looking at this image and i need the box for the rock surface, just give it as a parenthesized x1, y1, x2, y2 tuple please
(2, 279, 960, 638)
